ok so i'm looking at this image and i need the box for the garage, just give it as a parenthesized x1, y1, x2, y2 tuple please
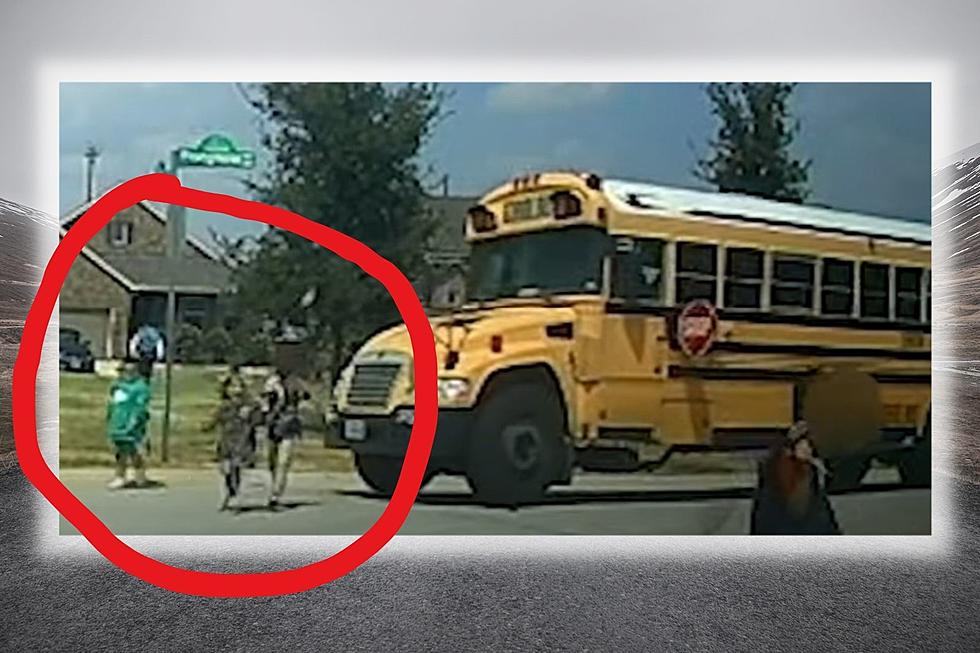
(60, 308, 112, 359)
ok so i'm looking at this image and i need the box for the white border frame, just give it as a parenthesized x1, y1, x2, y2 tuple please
(37, 58, 954, 565)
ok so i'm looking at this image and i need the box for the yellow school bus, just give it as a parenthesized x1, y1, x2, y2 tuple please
(334, 171, 931, 505)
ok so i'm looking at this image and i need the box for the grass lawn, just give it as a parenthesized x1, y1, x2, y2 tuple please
(59, 365, 354, 472)
(60, 365, 754, 477)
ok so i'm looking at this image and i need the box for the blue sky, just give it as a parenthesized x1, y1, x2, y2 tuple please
(60, 82, 930, 240)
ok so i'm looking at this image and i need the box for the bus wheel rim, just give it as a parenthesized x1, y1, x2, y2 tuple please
(502, 424, 541, 472)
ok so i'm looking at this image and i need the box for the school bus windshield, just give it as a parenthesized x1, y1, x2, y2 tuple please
(466, 225, 607, 301)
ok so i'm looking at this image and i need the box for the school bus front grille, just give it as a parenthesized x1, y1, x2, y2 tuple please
(347, 362, 402, 408)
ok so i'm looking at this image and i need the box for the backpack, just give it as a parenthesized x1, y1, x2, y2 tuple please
(106, 377, 151, 442)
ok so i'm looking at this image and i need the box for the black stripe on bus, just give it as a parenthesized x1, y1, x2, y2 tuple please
(668, 366, 930, 384)
(710, 340, 930, 361)
(606, 303, 931, 334)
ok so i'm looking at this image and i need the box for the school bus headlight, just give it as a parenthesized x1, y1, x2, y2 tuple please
(437, 377, 471, 404)
(394, 408, 415, 426)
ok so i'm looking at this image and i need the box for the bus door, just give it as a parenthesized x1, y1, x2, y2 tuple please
(574, 236, 669, 447)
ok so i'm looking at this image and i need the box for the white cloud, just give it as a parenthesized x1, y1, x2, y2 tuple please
(486, 83, 614, 113)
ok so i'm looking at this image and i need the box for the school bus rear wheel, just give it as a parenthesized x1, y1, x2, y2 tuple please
(465, 382, 566, 507)
(825, 456, 871, 493)
(897, 411, 930, 488)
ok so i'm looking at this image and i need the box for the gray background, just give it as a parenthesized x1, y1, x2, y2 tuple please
(2, 1, 979, 650)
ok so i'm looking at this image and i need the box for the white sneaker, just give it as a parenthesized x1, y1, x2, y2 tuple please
(107, 477, 126, 490)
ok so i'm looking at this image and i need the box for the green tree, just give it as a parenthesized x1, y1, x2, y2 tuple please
(695, 82, 811, 202)
(226, 83, 443, 378)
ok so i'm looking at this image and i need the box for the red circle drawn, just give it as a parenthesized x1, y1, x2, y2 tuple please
(12, 174, 438, 597)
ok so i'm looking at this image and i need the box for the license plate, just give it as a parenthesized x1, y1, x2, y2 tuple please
(344, 419, 367, 441)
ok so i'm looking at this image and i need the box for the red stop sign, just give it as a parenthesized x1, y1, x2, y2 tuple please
(677, 300, 718, 357)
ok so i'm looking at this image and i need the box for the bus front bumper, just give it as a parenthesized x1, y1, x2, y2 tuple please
(338, 408, 475, 472)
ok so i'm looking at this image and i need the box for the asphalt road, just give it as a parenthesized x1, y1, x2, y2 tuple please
(0, 197, 55, 463)
(58, 466, 930, 535)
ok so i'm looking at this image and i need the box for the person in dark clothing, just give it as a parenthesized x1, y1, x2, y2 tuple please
(750, 420, 842, 535)
(260, 366, 310, 508)
(204, 367, 261, 511)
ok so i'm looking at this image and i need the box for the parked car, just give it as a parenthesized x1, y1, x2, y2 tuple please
(59, 328, 95, 373)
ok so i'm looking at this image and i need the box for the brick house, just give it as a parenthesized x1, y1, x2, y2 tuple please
(59, 199, 232, 359)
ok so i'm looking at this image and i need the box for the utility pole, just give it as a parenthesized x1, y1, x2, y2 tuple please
(84, 144, 100, 202)
(160, 149, 184, 463)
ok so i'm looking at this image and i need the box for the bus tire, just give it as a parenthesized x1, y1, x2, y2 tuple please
(826, 456, 870, 493)
(465, 382, 565, 507)
(354, 454, 433, 496)
(898, 413, 930, 488)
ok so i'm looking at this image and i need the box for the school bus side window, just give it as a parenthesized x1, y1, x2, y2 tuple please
(821, 258, 854, 316)
(771, 254, 815, 313)
(860, 262, 890, 319)
(675, 241, 717, 304)
(895, 267, 924, 322)
(724, 247, 764, 310)
(611, 237, 664, 303)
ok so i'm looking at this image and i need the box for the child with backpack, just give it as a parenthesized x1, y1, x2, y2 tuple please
(204, 367, 261, 511)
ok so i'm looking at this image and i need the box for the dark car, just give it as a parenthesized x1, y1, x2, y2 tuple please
(59, 328, 96, 373)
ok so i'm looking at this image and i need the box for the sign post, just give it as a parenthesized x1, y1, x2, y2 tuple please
(158, 134, 255, 463)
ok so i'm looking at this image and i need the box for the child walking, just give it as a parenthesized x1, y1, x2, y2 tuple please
(106, 362, 152, 489)
(205, 368, 260, 511)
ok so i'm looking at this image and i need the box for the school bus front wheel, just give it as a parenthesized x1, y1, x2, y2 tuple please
(897, 409, 930, 487)
(464, 380, 572, 507)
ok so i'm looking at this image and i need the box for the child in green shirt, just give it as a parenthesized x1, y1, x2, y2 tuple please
(106, 362, 152, 489)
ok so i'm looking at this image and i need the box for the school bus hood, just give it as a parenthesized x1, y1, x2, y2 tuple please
(354, 304, 579, 372)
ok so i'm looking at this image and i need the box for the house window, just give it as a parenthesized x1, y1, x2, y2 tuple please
(611, 237, 665, 304)
(675, 241, 717, 304)
(821, 258, 854, 316)
(771, 254, 815, 312)
(895, 267, 924, 322)
(860, 262, 890, 319)
(724, 247, 764, 310)
(108, 221, 132, 247)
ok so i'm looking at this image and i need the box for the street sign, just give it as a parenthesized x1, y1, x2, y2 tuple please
(159, 131, 254, 463)
(174, 133, 256, 169)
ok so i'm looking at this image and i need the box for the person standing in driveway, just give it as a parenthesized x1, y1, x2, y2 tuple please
(129, 324, 164, 382)
(750, 420, 842, 535)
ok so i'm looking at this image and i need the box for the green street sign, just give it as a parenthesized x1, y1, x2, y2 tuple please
(174, 133, 256, 170)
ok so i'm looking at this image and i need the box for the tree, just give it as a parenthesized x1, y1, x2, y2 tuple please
(695, 83, 811, 202)
(225, 83, 443, 378)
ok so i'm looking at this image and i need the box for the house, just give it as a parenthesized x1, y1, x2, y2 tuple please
(59, 198, 232, 359)
(58, 191, 474, 359)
